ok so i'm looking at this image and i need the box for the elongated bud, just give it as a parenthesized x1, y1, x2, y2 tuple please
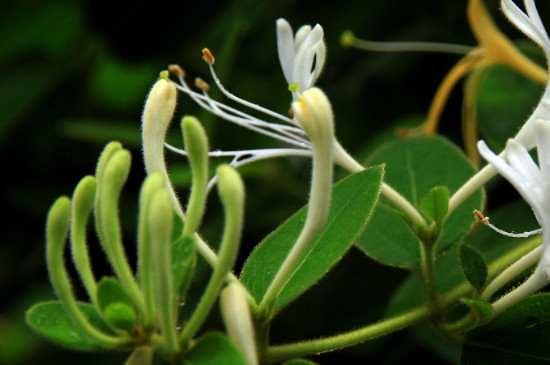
(220, 283, 258, 365)
(217, 164, 245, 216)
(291, 87, 334, 230)
(142, 78, 177, 175)
(142, 77, 185, 218)
(261, 88, 335, 310)
(70, 175, 98, 305)
(182, 116, 209, 235)
(148, 188, 179, 354)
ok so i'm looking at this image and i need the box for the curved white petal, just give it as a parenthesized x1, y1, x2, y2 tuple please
(535, 119, 550, 180)
(294, 25, 312, 49)
(293, 25, 325, 92)
(501, 0, 550, 54)
(524, 0, 549, 41)
(277, 18, 296, 85)
(505, 139, 543, 182)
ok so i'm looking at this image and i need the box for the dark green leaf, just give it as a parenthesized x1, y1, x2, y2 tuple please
(181, 333, 245, 365)
(421, 186, 449, 227)
(96, 277, 133, 313)
(26, 301, 113, 350)
(357, 136, 484, 269)
(476, 42, 545, 152)
(172, 235, 196, 298)
(241, 167, 383, 311)
(459, 244, 488, 291)
(460, 298, 493, 319)
(462, 294, 550, 363)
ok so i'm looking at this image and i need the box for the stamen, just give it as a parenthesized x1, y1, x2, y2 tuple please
(168, 64, 185, 78)
(195, 77, 210, 92)
(473, 209, 543, 238)
(202, 48, 215, 65)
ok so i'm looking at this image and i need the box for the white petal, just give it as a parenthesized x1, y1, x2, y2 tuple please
(277, 18, 296, 85)
(536, 119, 550, 181)
(478, 140, 541, 206)
(293, 25, 325, 92)
(505, 139, 542, 182)
(294, 25, 312, 50)
(501, 0, 550, 54)
(524, 0, 549, 41)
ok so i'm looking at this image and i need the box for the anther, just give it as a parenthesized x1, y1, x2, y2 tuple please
(288, 108, 294, 118)
(195, 77, 210, 92)
(168, 64, 185, 78)
(202, 48, 215, 65)
(473, 209, 489, 225)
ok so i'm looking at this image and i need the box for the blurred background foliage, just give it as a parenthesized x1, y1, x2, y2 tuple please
(1, 0, 547, 364)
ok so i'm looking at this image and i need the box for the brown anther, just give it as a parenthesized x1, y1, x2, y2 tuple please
(202, 48, 215, 65)
(473, 209, 489, 226)
(288, 108, 294, 119)
(168, 64, 185, 78)
(195, 77, 210, 92)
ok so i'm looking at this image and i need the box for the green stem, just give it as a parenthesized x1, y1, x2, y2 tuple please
(266, 229, 541, 362)
(266, 306, 430, 363)
(334, 141, 427, 228)
(420, 240, 438, 312)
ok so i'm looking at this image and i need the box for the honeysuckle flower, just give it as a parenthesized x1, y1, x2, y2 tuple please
(276, 18, 326, 98)
(501, 0, 550, 150)
(163, 18, 364, 189)
(477, 119, 550, 311)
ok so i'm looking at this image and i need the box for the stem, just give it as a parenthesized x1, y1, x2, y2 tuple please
(420, 239, 438, 312)
(334, 141, 427, 228)
(267, 229, 541, 362)
(482, 244, 542, 302)
(448, 163, 496, 215)
(266, 306, 430, 363)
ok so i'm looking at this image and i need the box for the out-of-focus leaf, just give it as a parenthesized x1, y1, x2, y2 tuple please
(462, 294, 550, 364)
(26, 301, 113, 350)
(458, 244, 488, 292)
(357, 136, 483, 269)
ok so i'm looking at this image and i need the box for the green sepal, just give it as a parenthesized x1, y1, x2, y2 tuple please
(26, 301, 115, 351)
(103, 302, 137, 332)
(421, 185, 449, 228)
(458, 243, 488, 291)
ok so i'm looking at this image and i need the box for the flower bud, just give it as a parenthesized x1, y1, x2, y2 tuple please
(220, 283, 258, 365)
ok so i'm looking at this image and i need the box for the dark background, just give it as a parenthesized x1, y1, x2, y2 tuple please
(0, 0, 543, 364)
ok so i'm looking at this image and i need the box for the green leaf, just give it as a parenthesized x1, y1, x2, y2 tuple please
(356, 136, 484, 269)
(96, 277, 133, 313)
(241, 167, 383, 311)
(181, 333, 245, 365)
(476, 42, 545, 152)
(459, 244, 488, 291)
(460, 298, 493, 319)
(384, 200, 540, 318)
(26, 301, 113, 351)
(172, 235, 196, 298)
(421, 186, 449, 227)
(462, 294, 550, 363)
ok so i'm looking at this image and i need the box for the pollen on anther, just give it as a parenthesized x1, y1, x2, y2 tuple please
(288, 108, 294, 119)
(195, 77, 210, 92)
(168, 64, 185, 78)
(473, 209, 489, 226)
(202, 48, 215, 65)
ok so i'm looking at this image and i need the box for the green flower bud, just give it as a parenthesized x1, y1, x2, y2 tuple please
(104, 302, 137, 332)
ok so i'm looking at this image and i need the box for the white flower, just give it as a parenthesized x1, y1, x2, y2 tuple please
(501, 0, 550, 149)
(478, 119, 550, 276)
(276, 18, 326, 98)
